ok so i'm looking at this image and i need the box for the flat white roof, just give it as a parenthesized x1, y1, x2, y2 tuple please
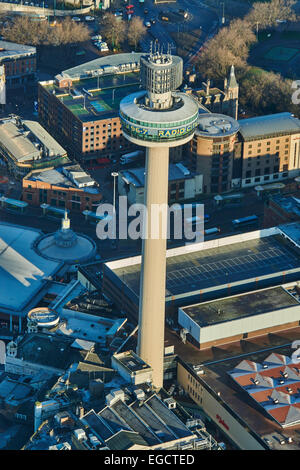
(0, 222, 61, 314)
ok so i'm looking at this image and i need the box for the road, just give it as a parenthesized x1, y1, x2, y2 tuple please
(133, 0, 218, 61)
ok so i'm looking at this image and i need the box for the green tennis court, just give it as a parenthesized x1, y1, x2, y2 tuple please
(67, 103, 90, 117)
(264, 46, 299, 61)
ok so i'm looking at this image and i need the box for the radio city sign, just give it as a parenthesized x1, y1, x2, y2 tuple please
(122, 120, 198, 138)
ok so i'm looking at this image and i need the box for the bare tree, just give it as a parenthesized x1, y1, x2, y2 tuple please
(1, 16, 90, 47)
(49, 17, 90, 46)
(127, 17, 146, 50)
(246, 0, 296, 29)
(99, 13, 126, 49)
(196, 19, 255, 79)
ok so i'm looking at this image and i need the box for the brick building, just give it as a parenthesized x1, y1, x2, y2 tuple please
(0, 41, 36, 88)
(188, 113, 240, 194)
(22, 164, 102, 212)
(264, 193, 300, 228)
(38, 53, 183, 165)
(38, 54, 144, 164)
(189, 112, 300, 195)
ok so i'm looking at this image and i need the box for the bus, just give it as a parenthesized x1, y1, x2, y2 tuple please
(232, 215, 258, 229)
(120, 150, 144, 165)
(184, 214, 210, 230)
(204, 227, 220, 236)
(82, 210, 113, 226)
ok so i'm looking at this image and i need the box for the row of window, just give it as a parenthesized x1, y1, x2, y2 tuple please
(248, 138, 289, 149)
(120, 110, 198, 129)
(244, 172, 288, 184)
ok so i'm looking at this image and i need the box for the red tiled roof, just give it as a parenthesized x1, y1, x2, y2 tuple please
(268, 405, 290, 424)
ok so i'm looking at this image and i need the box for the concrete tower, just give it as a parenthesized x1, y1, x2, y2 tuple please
(119, 48, 199, 389)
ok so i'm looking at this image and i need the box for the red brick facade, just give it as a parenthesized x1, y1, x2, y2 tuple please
(22, 173, 102, 212)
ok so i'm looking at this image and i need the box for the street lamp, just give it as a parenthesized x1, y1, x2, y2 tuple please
(111, 171, 118, 243)
(221, 2, 225, 25)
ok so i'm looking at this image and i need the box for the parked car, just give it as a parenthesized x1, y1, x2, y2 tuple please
(72, 17, 81, 22)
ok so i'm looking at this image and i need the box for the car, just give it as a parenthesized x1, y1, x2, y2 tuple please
(85, 16, 95, 21)
(144, 8, 148, 14)
(150, 18, 156, 24)
(144, 21, 151, 28)
(72, 16, 81, 22)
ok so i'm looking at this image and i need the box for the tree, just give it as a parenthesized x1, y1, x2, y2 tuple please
(246, 0, 296, 29)
(1, 16, 90, 67)
(99, 13, 126, 49)
(239, 68, 299, 115)
(127, 17, 146, 50)
(1, 16, 90, 47)
(196, 19, 255, 80)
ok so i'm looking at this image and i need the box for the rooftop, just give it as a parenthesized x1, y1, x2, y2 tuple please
(0, 40, 36, 60)
(41, 71, 140, 122)
(195, 113, 239, 138)
(0, 222, 61, 316)
(0, 118, 66, 163)
(174, 325, 300, 449)
(105, 226, 300, 302)
(15, 333, 81, 372)
(120, 90, 199, 124)
(279, 221, 300, 246)
(271, 194, 300, 218)
(81, 392, 194, 448)
(238, 112, 300, 140)
(60, 52, 144, 80)
(26, 165, 100, 194)
(120, 163, 193, 188)
(181, 286, 299, 327)
(229, 353, 300, 428)
(112, 350, 152, 374)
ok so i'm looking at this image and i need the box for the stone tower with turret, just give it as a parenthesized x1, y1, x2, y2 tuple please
(223, 65, 239, 120)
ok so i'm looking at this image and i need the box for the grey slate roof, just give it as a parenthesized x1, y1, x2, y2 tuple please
(61, 53, 144, 80)
(238, 112, 300, 140)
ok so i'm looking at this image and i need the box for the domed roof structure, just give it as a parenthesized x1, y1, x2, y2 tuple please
(34, 212, 96, 264)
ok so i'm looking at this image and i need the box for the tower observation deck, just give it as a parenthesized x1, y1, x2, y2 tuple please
(119, 49, 199, 389)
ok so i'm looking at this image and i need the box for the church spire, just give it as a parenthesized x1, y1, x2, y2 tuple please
(228, 65, 238, 89)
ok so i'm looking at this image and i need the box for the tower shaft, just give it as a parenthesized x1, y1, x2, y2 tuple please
(137, 146, 169, 390)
